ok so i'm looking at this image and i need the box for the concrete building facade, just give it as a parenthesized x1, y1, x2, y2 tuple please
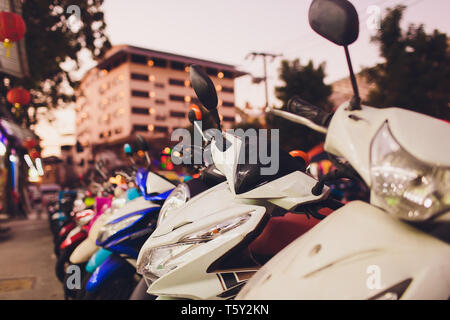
(74, 45, 245, 172)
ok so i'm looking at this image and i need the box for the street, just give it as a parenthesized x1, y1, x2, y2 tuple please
(0, 214, 63, 300)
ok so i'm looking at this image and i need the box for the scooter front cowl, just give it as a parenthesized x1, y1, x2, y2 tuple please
(137, 201, 267, 300)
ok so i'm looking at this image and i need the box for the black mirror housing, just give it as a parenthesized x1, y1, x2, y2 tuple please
(309, 0, 359, 46)
(190, 65, 218, 110)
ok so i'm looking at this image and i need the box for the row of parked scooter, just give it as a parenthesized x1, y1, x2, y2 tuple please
(48, 0, 449, 300)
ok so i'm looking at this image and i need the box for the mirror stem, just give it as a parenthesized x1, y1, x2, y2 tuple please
(193, 121, 208, 144)
(344, 46, 361, 110)
(144, 152, 151, 167)
(210, 109, 222, 131)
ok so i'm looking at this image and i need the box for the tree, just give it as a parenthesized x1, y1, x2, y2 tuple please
(0, 0, 111, 126)
(365, 6, 450, 120)
(266, 58, 332, 151)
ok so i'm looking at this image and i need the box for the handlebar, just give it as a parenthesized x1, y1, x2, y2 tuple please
(287, 96, 333, 128)
(268, 96, 333, 134)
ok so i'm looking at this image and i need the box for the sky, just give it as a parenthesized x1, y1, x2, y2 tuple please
(36, 0, 450, 157)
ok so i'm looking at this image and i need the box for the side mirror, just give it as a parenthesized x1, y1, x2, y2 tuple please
(308, 0, 359, 46)
(190, 65, 218, 110)
(190, 65, 221, 129)
(308, 0, 361, 110)
(123, 143, 133, 156)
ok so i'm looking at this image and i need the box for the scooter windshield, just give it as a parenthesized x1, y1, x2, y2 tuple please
(234, 140, 306, 195)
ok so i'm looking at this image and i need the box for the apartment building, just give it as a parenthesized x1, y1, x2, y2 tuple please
(74, 45, 245, 169)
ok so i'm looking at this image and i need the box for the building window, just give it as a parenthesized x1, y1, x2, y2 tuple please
(115, 128, 123, 134)
(223, 101, 234, 107)
(155, 115, 166, 121)
(131, 90, 149, 98)
(131, 107, 149, 115)
(222, 86, 234, 93)
(223, 116, 235, 122)
(99, 132, 104, 138)
(154, 82, 165, 88)
(169, 94, 185, 102)
(170, 111, 185, 118)
(153, 58, 167, 68)
(170, 61, 185, 71)
(223, 71, 233, 79)
(155, 99, 165, 105)
(133, 124, 148, 132)
(206, 67, 218, 76)
(131, 54, 147, 65)
(154, 126, 168, 133)
(169, 78, 185, 86)
(131, 73, 149, 81)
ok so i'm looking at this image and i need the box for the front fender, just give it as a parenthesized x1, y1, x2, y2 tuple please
(70, 238, 99, 265)
(85, 254, 130, 292)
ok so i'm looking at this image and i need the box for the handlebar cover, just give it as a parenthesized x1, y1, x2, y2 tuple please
(287, 96, 333, 128)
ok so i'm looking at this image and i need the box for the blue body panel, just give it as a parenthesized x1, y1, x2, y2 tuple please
(148, 189, 173, 202)
(84, 175, 173, 294)
(105, 227, 155, 259)
(86, 254, 127, 292)
(135, 169, 149, 198)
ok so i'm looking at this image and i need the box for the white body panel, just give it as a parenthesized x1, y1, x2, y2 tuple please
(69, 214, 106, 264)
(237, 201, 450, 300)
(104, 196, 159, 224)
(138, 182, 266, 299)
(146, 172, 175, 194)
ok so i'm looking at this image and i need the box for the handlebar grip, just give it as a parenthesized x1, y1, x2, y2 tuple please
(287, 96, 333, 128)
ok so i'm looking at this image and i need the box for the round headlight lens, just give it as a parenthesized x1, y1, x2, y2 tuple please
(370, 121, 450, 221)
(157, 183, 190, 227)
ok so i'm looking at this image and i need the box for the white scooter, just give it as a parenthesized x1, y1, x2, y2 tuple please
(237, 0, 450, 300)
(135, 65, 338, 299)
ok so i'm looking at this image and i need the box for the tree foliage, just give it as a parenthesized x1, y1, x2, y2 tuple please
(0, 0, 111, 126)
(266, 58, 332, 152)
(365, 6, 450, 120)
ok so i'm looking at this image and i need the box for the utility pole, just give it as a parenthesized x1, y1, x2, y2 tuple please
(245, 52, 282, 111)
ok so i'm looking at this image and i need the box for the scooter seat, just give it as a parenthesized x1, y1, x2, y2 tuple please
(249, 208, 333, 259)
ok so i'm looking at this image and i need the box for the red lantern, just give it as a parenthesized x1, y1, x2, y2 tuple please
(7, 87, 30, 107)
(0, 11, 26, 57)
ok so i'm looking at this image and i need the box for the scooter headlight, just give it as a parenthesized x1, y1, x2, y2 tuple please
(96, 214, 142, 245)
(370, 121, 450, 221)
(138, 213, 252, 282)
(157, 184, 190, 227)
